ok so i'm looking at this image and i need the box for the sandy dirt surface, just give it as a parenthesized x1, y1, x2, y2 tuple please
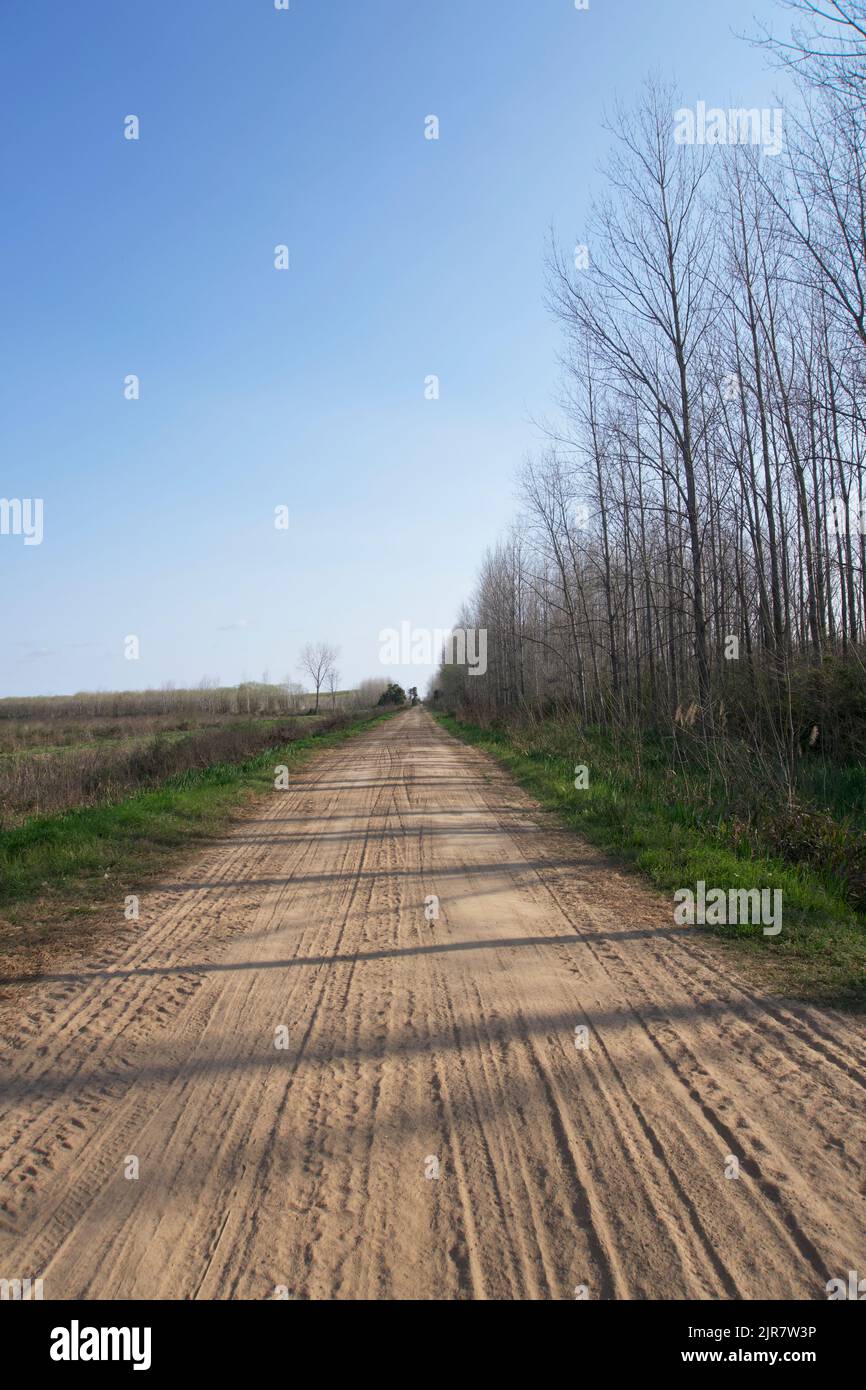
(1, 707, 864, 1300)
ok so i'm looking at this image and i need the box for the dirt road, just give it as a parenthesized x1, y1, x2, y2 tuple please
(1, 707, 864, 1299)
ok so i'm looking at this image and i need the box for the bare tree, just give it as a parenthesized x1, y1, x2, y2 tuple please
(435, 25, 866, 791)
(327, 666, 341, 710)
(754, 1, 866, 97)
(297, 642, 339, 714)
(354, 677, 390, 709)
(548, 80, 718, 714)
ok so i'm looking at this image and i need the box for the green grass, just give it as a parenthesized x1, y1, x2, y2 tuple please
(0, 710, 397, 922)
(435, 712, 866, 1012)
(797, 759, 866, 830)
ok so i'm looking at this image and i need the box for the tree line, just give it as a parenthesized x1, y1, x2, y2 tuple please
(437, 1, 866, 784)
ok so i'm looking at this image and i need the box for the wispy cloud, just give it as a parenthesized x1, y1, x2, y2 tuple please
(16, 647, 55, 664)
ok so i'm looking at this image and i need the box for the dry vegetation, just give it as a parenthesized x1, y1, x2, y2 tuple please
(0, 679, 392, 826)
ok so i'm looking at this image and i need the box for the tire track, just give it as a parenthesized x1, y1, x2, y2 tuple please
(0, 708, 863, 1299)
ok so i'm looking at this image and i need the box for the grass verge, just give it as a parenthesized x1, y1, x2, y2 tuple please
(0, 709, 399, 972)
(435, 712, 866, 1012)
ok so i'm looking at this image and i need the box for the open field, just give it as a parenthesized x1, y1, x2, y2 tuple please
(0, 717, 301, 826)
(0, 683, 378, 827)
(0, 708, 396, 985)
(1, 708, 863, 1299)
(0, 682, 362, 729)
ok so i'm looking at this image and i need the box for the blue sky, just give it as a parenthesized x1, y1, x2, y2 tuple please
(1, 0, 788, 697)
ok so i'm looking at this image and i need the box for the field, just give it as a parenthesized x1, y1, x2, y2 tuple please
(0, 684, 397, 978)
(0, 683, 374, 826)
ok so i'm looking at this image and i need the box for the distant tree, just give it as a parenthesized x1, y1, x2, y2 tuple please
(408, 685, 419, 705)
(298, 642, 339, 714)
(281, 678, 305, 712)
(377, 682, 406, 706)
(354, 677, 390, 710)
(327, 667, 340, 710)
